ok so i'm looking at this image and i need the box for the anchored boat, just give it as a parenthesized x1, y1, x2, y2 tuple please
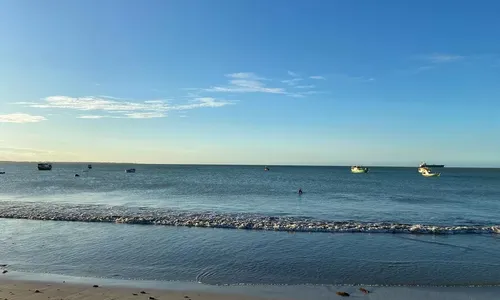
(351, 166, 369, 173)
(418, 167, 428, 173)
(421, 168, 440, 177)
(37, 163, 52, 171)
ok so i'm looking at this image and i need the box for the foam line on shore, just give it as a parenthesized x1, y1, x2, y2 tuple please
(1, 202, 499, 234)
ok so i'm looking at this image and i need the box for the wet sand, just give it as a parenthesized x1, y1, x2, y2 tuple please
(1, 278, 500, 300)
(0, 279, 276, 300)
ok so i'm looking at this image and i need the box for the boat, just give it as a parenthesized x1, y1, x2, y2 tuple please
(418, 167, 429, 173)
(125, 168, 136, 173)
(37, 163, 52, 171)
(88, 164, 92, 169)
(264, 166, 270, 171)
(0, 171, 5, 175)
(421, 168, 440, 177)
(419, 162, 444, 168)
(351, 166, 369, 173)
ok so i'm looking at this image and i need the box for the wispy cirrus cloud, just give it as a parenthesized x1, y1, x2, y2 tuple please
(16, 96, 233, 120)
(329, 73, 375, 82)
(420, 53, 465, 63)
(281, 78, 303, 86)
(77, 115, 106, 119)
(205, 71, 330, 98)
(206, 72, 286, 94)
(309, 75, 326, 80)
(0, 113, 47, 123)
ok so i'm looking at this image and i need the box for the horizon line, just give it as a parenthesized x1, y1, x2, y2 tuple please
(0, 160, 498, 169)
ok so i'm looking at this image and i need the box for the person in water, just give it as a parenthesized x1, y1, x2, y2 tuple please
(298, 188, 303, 195)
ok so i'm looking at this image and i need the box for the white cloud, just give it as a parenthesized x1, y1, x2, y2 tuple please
(421, 53, 465, 63)
(0, 113, 47, 123)
(205, 71, 325, 98)
(207, 73, 286, 94)
(78, 115, 106, 119)
(18, 96, 232, 120)
(281, 78, 303, 86)
(310, 76, 326, 80)
(124, 112, 167, 119)
(176, 97, 232, 110)
(225, 72, 265, 80)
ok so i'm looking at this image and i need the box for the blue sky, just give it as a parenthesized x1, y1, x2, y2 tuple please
(0, 0, 499, 166)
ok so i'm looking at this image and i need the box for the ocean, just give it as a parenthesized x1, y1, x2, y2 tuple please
(1, 163, 500, 286)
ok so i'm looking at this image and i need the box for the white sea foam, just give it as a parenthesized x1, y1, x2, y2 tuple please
(0, 202, 498, 234)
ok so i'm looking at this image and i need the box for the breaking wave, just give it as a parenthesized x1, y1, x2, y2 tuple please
(0, 201, 499, 235)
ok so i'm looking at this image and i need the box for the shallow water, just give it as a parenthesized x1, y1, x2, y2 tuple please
(1, 163, 500, 285)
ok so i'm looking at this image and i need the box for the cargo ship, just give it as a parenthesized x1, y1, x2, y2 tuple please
(419, 162, 444, 168)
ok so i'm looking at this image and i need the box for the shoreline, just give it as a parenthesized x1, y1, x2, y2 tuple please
(2, 271, 500, 300)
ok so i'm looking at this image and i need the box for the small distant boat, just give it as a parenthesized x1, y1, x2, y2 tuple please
(0, 171, 5, 175)
(88, 164, 92, 169)
(421, 168, 440, 177)
(125, 168, 136, 173)
(418, 167, 429, 173)
(351, 166, 369, 173)
(264, 166, 270, 171)
(37, 163, 52, 171)
(419, 162, 444, 168)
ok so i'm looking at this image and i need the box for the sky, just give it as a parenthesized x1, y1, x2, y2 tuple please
(0, 0, 499, 166)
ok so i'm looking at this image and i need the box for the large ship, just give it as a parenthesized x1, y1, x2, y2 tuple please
(37, 163, 52, 171)
(419, 162, 444, 168)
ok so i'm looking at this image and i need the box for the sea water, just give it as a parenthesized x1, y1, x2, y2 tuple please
(1, 163, 499, 286)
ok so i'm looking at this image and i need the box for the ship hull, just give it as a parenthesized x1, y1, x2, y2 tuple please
(351, 168, 369, 174)
(37, 164, 52, 171)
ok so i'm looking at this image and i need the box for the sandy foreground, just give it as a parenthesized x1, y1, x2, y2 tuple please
(1, 277, 500, 300)
(0, 279, 274, 300)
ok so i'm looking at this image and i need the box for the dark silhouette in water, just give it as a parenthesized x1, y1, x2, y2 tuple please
(298, 188, 303, 195)
(75, 174, 80, 177)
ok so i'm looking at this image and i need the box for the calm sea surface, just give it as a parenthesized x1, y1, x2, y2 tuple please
(1, 163, 500, 286)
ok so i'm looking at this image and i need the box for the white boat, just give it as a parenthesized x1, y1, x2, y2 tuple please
(125, 168, 136, 173)
(421, 168, 440, 177)
(418, 167, 429, 173)
(351, 166, 369, 173)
